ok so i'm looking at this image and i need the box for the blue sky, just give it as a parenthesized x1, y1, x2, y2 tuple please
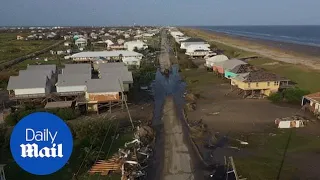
(0, 0, 319, 26)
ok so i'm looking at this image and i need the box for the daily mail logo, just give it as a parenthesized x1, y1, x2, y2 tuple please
(10, 112, 73, 175)
(21, 128, 63, 158)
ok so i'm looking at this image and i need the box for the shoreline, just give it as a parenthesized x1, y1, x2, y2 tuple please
(183, 28, 320, 70)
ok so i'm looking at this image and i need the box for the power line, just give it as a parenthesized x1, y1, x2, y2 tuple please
(72, 115, 115, 179)
(97, 115, 122, 180)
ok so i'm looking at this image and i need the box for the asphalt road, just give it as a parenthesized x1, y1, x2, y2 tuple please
(149, 29, 203, 180)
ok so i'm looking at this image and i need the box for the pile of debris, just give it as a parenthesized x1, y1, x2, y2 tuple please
(275, 115, 309, 128)
(184, 92, 198, 111)
(88, 125, 155, 180)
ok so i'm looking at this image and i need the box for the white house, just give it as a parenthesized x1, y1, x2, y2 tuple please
(17, 35, 24, 40)
(75, 38, 88, 48)
(204, 54, 229, 68)
(7, 74, 51, 98)
(64, 42, 71, 47)
(105, 40, 114, 47)
(117, 39, 125, 45)
(124, 34, 130, 39)
(185, 44, 211, 57)
(70, 50, 143, 62)
(180, 38, 208, 49)
(122, 57, 141, 68)
(124, 40, 148, 51)
(142, 33, 155, 38)
(56, 74, 90, 93)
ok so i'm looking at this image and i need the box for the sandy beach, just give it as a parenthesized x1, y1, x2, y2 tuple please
(182, 28, 320, 70)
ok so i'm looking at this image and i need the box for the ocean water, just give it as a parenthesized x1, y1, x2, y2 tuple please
(199, 25, 320, 47)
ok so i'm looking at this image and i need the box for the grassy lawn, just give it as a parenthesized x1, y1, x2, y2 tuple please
(4, 131, 132, 180)
(181, 68, 225, 94)
(0, 33, 58, 63)
(233, 129, 320, 180)
(181, 29, 320, 93)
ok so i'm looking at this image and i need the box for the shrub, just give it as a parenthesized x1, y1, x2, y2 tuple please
(283, 88, 310, 104)
(268, 92, 283, 103)
(4, 114, 18, 126)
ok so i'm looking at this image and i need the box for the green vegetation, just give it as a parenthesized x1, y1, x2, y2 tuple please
(268, 88, 310, 104)
(0, 33, 58, 63)
(181, 69, 225, 94)
(5, 107, 80, 126)
(234, 129, 320, 180)
(0, 116, 133, 180)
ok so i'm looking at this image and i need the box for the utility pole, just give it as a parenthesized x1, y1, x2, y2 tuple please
(118, 79, 134, 129)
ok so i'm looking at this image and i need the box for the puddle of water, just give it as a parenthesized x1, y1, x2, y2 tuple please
(152, 65, 186, 126)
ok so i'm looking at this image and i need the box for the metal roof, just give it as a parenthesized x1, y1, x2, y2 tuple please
(19, 69, 53, 79)
(98, 62, 127, 69)
(100, 71, 133, 84)
(215, 59, 247, 70)
(7, 75, 48, 90)
(63, 64, 92, 74)
(86, 78, 122, 93)
(70, 51, 143, 58)
(56, 74, 91, 86)
(45, 101, 73, 109)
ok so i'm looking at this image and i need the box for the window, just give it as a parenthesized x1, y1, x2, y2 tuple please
(256, 83, 259, 87)
(274, 81, 279, 86)
(267, 82, 270, 86)
(248, 83, 251, 88)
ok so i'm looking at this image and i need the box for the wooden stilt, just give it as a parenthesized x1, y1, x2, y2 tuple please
(109, 101, 112, 113)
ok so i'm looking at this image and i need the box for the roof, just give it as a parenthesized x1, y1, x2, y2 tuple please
(45, 101, 73, 109)
(19, 69, 53, 79)
(230, 64, 258, 74)
(63, 64, 92, 74)
(206, 55, 229, 63)
(215, 59, 247, 70)
(86, 78, 122, 93)
(98, 62, 127, 69)
(75, 38, 87, 42)
(180, 38, 206, 43)
(122, 57, 141, 62)
(7, 75, 48, 90)
(56, 74, 91, 86)
(304, 92, 320, 102)
(186, 44, 210, 51)
(70, 51, 143, 58)
(239, 70, 288, 83)
(100, 71, 133, 84)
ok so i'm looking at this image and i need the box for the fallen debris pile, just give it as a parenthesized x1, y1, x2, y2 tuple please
(88, 125, 155, 180)
(275, 115, 309, 128)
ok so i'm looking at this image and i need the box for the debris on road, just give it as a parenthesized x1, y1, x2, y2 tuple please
(186, 102, 197, 111)
(208, 112, 220, 115)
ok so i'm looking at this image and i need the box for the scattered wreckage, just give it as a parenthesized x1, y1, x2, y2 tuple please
(88, 125, 155, 180)
(275, 115, 309, 129)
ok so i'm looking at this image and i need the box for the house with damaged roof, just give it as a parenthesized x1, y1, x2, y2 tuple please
(213, 59, 247, 77)
(224, 63, 258, 79)
(230, 70, 291, 98)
